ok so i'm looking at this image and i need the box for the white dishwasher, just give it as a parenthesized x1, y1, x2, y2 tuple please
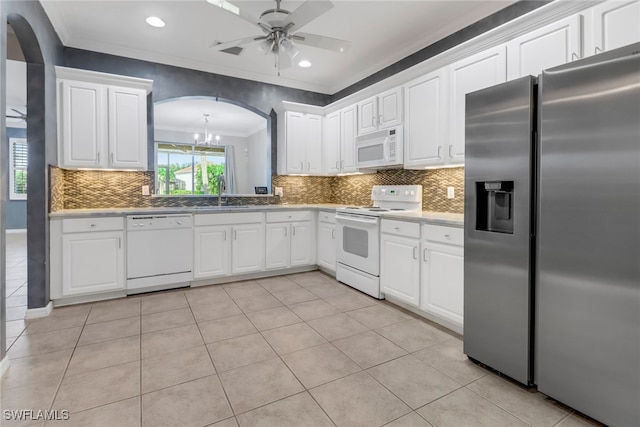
(126, 214, 193, 294)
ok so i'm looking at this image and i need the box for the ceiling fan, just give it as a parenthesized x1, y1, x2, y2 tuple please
(6, 107, 27, 122)
(208, 0, 350, 74)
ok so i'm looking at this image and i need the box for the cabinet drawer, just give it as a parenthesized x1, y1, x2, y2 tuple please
(381, 219, 420, 239)
(195, 212, 264, 226)
(423, 224, 464, 246)
(266, 211, 312, 223)
(62, 217, 124, 233)
(318, 211, 336, 224)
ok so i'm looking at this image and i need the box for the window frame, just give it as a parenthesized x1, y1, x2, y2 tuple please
(9, 137, 28, 200)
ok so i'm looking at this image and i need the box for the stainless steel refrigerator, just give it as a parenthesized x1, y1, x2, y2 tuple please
(464, 43, 640, 427)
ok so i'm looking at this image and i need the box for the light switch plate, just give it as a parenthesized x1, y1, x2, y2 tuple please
(274, 187, 284, 197)
(447, 187, 455, 199)
(142, 185, 150, 196)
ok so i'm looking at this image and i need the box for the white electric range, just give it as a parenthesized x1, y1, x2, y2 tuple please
(335, 185, 422, 298)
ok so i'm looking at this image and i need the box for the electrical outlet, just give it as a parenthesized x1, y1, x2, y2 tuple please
(447, 187, 455, 199)
(142, 185, 150, 196)
(274, 187, 284, 197)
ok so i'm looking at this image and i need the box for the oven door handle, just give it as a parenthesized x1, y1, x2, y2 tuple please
(335, 215, 379, 225)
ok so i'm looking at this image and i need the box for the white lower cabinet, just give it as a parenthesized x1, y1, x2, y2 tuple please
(420, 224, 464, 330)
(51, 217, 126, 299)
(193, 225, 230, 279)
(265, 211, 315, 270)
(380, 219, 421, 306)
(317, 211, 337, 273)
(193, 212, 265, 279)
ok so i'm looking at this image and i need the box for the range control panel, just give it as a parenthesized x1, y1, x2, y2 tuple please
(371, 185, 422, 203)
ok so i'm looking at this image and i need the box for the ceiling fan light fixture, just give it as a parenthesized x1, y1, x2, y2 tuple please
(258, 39, 273, 55)
(145, 16, 165, 28)
(279, 38, 300, 59)
(298, 59, 312, 68)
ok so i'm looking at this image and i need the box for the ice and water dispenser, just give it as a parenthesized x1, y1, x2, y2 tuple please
(476, 181, 514, 234)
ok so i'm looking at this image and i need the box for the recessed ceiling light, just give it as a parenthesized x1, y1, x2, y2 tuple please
(145, 16, 165, 28)
(298, 60, 312, 68)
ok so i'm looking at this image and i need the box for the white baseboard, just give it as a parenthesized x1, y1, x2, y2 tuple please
(0, 355, 10, 378)
(5, 229, 27, 234)
(24, 301, 53, 319)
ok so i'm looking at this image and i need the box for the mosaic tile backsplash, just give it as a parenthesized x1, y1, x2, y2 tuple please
(51, 167, 464, 213)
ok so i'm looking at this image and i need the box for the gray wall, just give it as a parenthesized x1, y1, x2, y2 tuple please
(1, 0, 64, 360)
(5, 127, 27, 229)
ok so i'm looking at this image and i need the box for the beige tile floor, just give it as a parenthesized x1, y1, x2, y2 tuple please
(5, 232, 29, 349)
(2, 234, 605, 427)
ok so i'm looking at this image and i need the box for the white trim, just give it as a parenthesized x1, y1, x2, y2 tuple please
(0, 356, 10, 378)
(24, 301, 54, 319)
(55, 66, 153, 94)
(5, 229, 27, 234)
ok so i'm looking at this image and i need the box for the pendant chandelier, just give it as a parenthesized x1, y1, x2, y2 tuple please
(194, 114, 220, 145)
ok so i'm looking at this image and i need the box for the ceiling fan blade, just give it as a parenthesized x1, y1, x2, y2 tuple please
(283, 0, 334, 33)
(206, 0, 262, 28)
(210, 36, 265, 51)
(291, 32, 350, 53)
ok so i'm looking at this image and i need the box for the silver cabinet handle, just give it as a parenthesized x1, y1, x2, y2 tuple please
(96, 152, 100, 164)
(292, 225, 296, 236)
(332, 229, 335, 239)
(423, 248, 428, 262)
(448, 145, 453, 159)
(444, 234, 451, 239)
(571, 52, 579, 61)
(300, 161, 303, 170)
(394, 227, 400, 231)
(413, 247, 417, 260)
(224, 230, 227, 241)
(110, 152, 114, 164)
(177, 221, 182, 225)
(307, 162, 311, 171)
(118, 237, 121, 248)
(336, 160, 339, 169)
(284, 227, 287, 236)
(90, 223, 96, 228)
(437, 146, 442, 159)
(595, 46, 602, 54)
(340, 160, 344, 169)
(234, 230, 237, 240)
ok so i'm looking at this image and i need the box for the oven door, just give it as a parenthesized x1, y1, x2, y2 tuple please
(335, 212, 380, 276)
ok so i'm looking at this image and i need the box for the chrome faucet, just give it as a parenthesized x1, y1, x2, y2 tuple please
(217, 174, 226, 206)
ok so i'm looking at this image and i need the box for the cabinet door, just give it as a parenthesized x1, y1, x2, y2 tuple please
(60, 80, 106, 168)
(306, 114, 323, 174)
(380, 234, 420, 306)
(285, 112, 306, 173)
(323, 112, 341, 174)
(232, 223, 265, 274)
(62, 231, 124, 296)
(193, 225, 231, 279)
(506, 15, 582, 80)
(421, 242, 464, 327)
(404, 69, 447, 168)
(449, 45, 506, 165)
(340, 106, 358, 172)
(266, 223, 290, 270)
(108, 86, 148, 170)
(587, 0, 640, 56)
(317, 222, 336, 272)
(290, 221, 314, 266)
(357, 96, 378, 135)
(378, 87, 403, 129)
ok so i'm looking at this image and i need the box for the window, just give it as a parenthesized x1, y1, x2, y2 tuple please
(155, 142, 226, 195)
(9, 137, 27, 200)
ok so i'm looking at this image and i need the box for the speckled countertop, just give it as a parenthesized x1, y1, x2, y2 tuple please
(49, 204, 464, 227)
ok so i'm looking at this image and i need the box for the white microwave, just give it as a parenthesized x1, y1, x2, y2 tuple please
(355, 126, 403, 169)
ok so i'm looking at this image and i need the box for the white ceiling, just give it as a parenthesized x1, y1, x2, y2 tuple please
(154, 98, 267, 138)
(39, 0, 517, 94)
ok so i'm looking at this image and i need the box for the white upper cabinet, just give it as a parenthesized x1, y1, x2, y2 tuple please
(281, 111, 323, 175)
(340, 105, 358, 172)
(322, 111, 341, 174)
(56, 67, 151, 171)
(403, 68, 448, 169)
(448, 45, 506, 165)
(108, 86, 148, 169)
(506, 15, 582, 80)
(584, 0, 640, 56)
(59, 80, 105, 168)
(357, 86, 402, 135)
